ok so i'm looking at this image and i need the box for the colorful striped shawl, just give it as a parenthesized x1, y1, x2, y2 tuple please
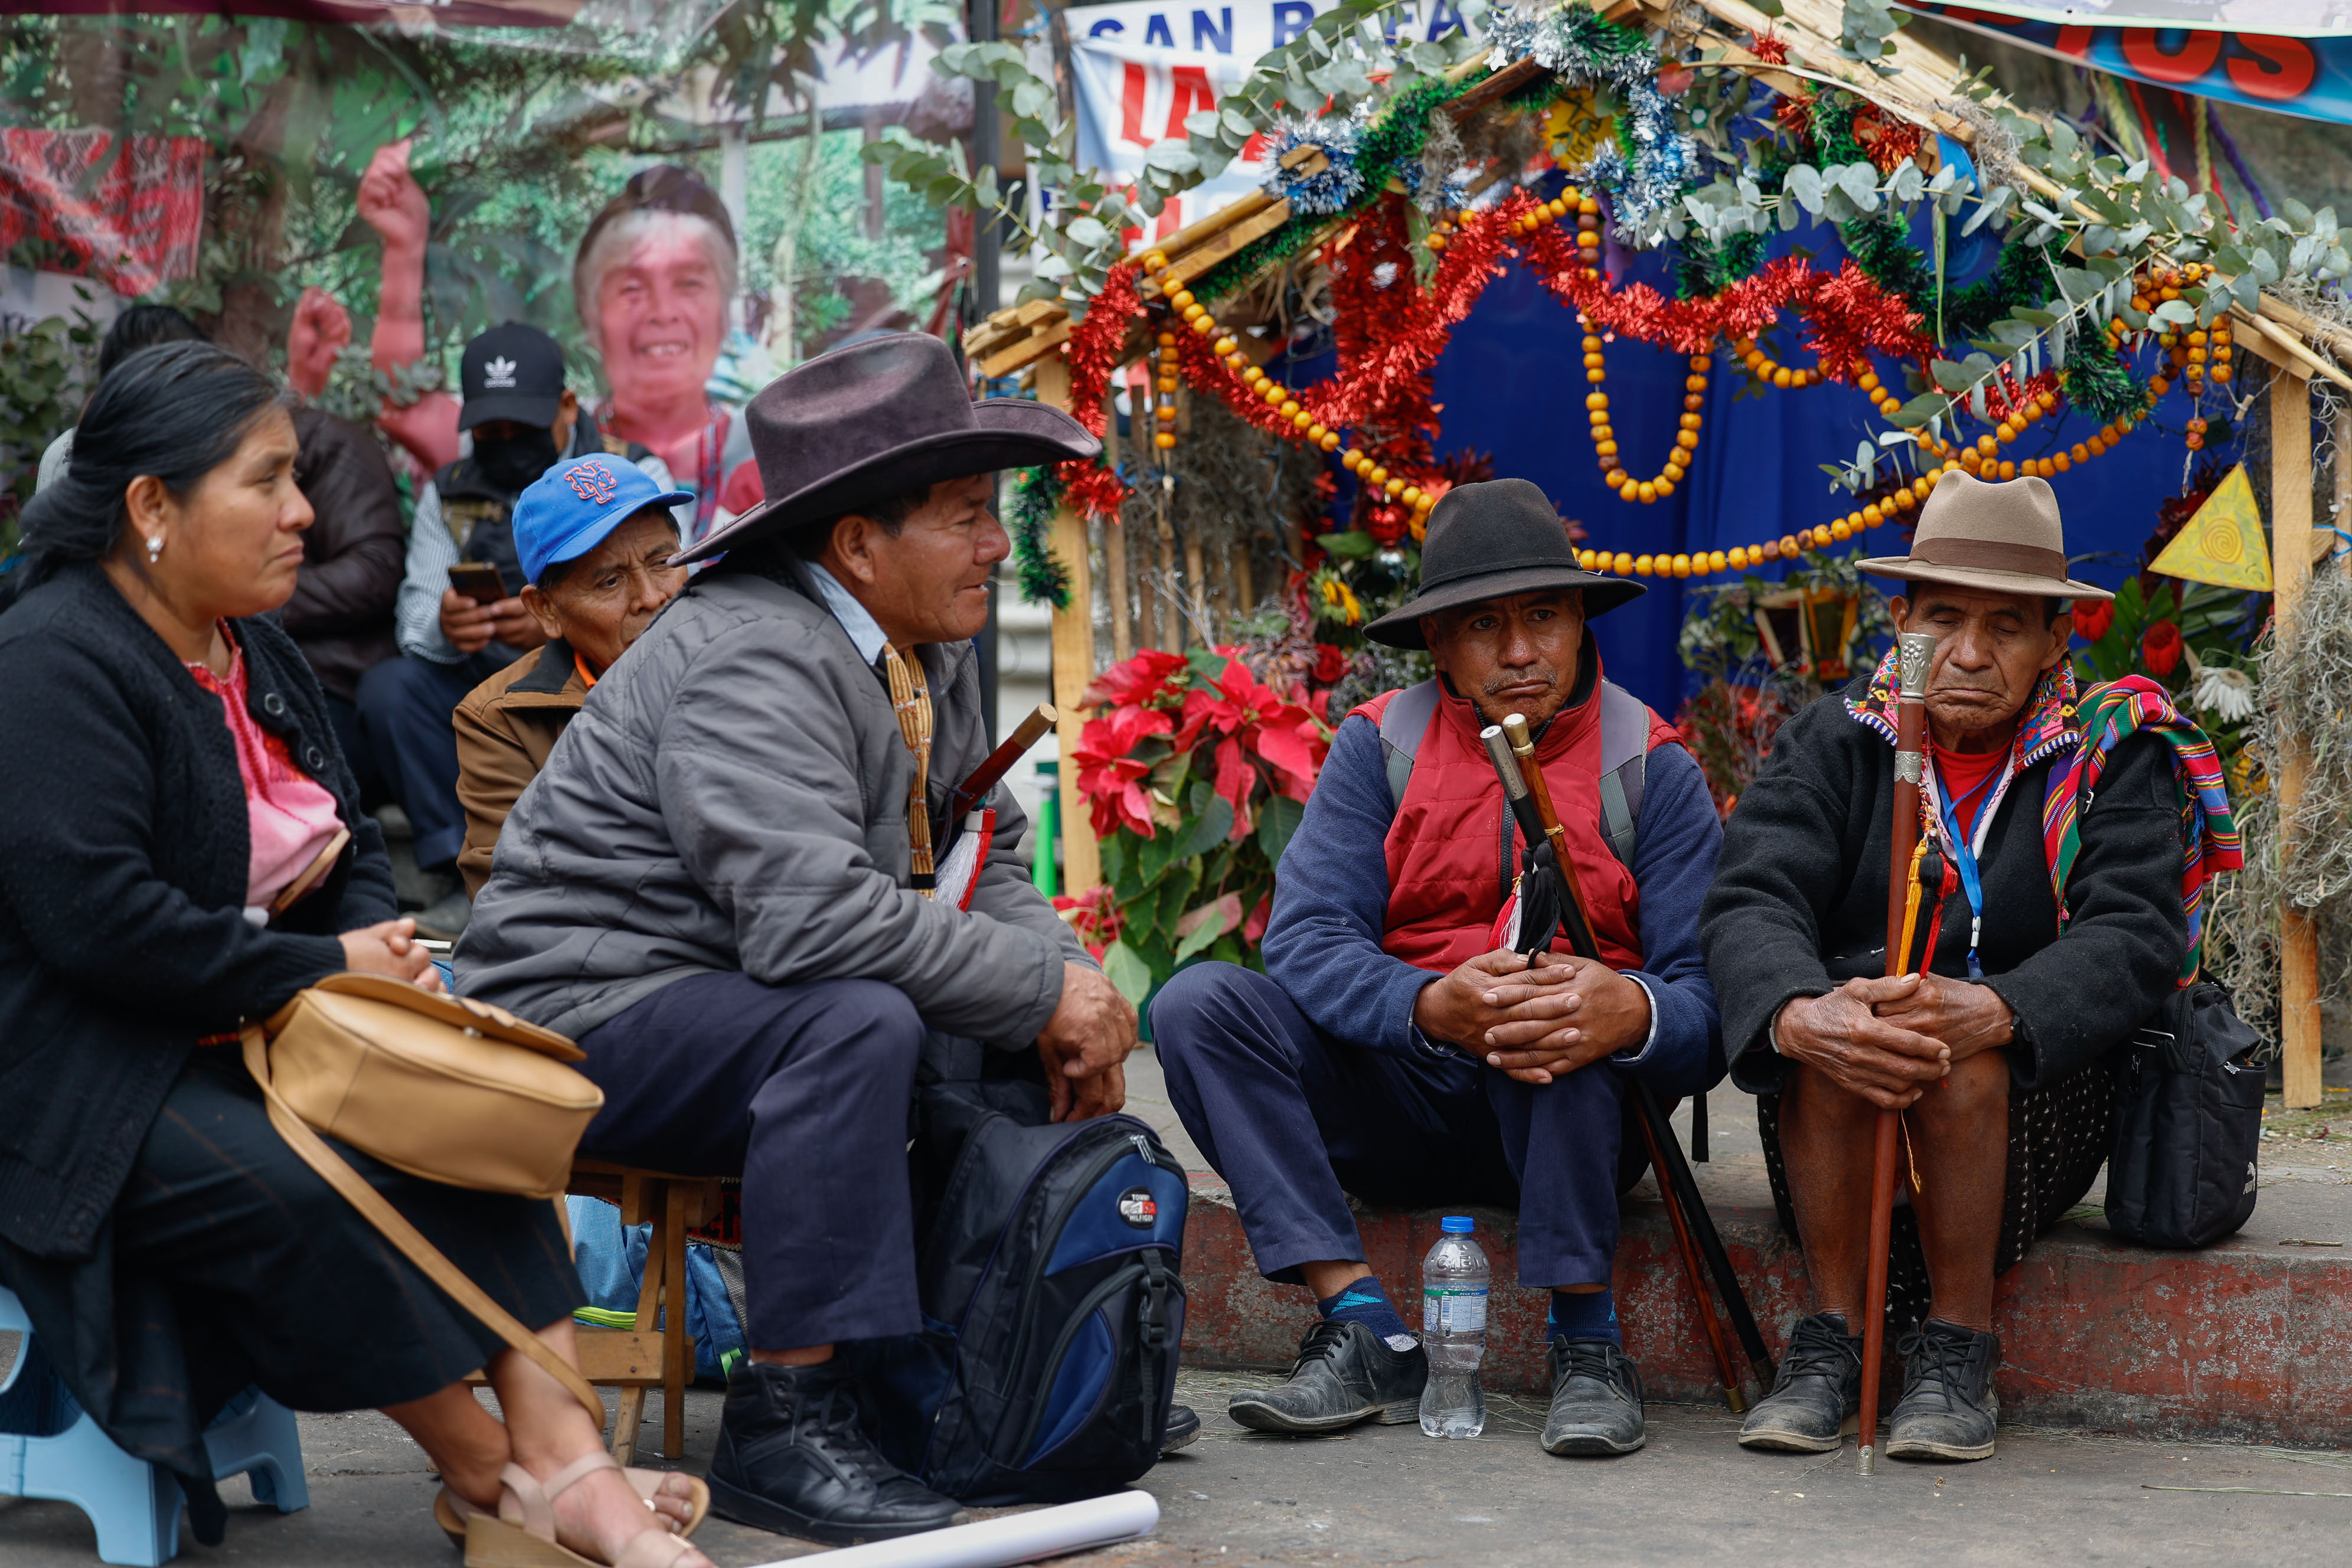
(2042, 674, 2242, 986)
(1847, 649, 2239, 984)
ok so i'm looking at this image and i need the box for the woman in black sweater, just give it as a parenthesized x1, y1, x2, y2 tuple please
(0, 344, 707, 1568)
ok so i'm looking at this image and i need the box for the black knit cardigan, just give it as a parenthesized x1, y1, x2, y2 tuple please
(0, 562, 394, 1262)
(1700, 674, 2190, 1095)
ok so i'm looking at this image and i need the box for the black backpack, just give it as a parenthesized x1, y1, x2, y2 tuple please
(851, 1080, 1188, 1505)
(2104, 982, 2265, 1249)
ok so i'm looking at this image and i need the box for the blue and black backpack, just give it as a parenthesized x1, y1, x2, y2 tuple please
(850, 1079, 1188, 1505)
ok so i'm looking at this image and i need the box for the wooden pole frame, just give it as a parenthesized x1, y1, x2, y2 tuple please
(1031, 352, 1102, 893)
(2272, 368, 2324, 1108)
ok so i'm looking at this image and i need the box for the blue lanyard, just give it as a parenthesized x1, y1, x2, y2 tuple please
(1932, 759, 2001, 979)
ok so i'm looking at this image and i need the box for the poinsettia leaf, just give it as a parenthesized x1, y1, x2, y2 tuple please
(1101, 940, 1155, 1007)
(1317, 530, 1377, 558)
(1256, 794, 1306, 868)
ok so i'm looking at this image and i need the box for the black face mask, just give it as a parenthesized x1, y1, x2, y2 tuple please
(473, 426, 560, 493)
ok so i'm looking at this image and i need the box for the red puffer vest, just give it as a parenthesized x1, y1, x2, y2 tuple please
(1353, 664, 1678, 975)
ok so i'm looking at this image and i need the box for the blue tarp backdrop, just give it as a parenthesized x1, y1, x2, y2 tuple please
(1273, 205, 2226, 718)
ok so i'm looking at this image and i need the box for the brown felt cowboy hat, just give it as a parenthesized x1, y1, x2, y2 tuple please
(1363, 478, 1644, 649)
(1857, 469, 2113, 602)
(675, 332, 1100, 563)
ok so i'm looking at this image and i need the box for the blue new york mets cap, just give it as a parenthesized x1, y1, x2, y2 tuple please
(513, 455, 694, 588)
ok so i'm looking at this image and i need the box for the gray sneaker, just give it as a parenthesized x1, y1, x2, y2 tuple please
(1886, 1319, 2000, 1462)
(1539, 1338, 1645, 1456)
(1228, 1320, 1426, 1435)
(1739, 1312, 1863, 1453)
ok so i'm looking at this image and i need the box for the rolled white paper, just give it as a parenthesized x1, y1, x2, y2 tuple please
(742, 1491, 1161, 1568)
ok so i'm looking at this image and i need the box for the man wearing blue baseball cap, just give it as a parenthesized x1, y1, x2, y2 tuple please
(357, 322, 687, 939)
(450, 455, 692, 899)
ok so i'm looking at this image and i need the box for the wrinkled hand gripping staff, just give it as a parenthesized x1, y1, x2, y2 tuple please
(1858, 631, 1940, 1475)
(1482, 716, 1774, 1413)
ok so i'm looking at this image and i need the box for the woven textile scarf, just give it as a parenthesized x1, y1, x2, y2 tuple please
(1848, 649, 2239, 983)
(2043, 674, 2242, 985)
(881, 642, 937, 897)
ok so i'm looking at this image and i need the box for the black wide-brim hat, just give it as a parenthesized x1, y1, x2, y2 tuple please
(676, 332, 1100, 563)
(1363, 478, 1644, 648)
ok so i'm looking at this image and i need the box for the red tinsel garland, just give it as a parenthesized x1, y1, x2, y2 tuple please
(1048, 188, 1949, 521)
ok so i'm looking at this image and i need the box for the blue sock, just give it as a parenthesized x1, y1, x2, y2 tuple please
(1318, 1276, 1416, 1348)
(1548, 1288, 1622, 1347)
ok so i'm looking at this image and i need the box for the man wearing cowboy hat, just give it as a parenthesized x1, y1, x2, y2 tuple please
(458, 334, 1142, 1544)
(1703, 472, 2196, 1464)
(1151, 478, 1727, 1458)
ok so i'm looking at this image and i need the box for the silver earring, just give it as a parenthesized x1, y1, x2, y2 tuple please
(145, 534, 163, 564)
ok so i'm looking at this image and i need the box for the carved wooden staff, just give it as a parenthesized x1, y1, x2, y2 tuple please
(1483, 717, 1773, 1408)
(1858, 631, 1939, 1475)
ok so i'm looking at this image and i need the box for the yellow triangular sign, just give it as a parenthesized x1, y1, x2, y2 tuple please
(2149, 463, 2272, 592)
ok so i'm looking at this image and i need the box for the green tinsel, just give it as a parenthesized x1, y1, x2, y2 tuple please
(1196, 17, 1650, 302)
(2057, 333, 2153, 425)
(1677, 230, 1768, 298)
(1938, 237, 2060, 345)
(1807, 93, 1869, 171)
(1838, 212, 1936, 306)
(1006, 466, 1072, 609)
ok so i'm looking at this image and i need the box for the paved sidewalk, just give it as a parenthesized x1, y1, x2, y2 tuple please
(8, 1374, 2352, 1566)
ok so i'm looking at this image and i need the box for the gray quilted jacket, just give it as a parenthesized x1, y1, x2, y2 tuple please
(455, 554, 1086, 1042)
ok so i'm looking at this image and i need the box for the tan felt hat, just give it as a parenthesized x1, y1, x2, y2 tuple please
(1857, 469, 2113, 602)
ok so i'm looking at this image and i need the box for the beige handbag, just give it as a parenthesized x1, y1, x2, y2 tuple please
(241, 972, 609, 1424)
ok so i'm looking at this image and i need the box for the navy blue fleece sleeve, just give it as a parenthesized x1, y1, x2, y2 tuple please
(1613, 743, 1727, 1097)
(1260, 715, 1445, 1058)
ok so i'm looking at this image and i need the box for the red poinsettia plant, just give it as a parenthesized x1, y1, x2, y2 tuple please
(1067, 646, 1335, 1003)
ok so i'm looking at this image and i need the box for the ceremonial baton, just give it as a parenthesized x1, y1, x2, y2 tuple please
(949, 704, 1059, 819)
(1858, 631, 1938, 1475)
(1484, 718, 1769, 1410)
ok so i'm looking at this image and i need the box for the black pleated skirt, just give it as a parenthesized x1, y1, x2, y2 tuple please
(1755, 1056, 2117, 1333)
(1, 1049, 583, 1514)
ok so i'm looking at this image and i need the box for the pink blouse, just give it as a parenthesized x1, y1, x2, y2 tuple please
(185, 631, 345, 920)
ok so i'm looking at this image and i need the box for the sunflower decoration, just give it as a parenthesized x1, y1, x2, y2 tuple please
(1543, 90, 1613, 176)
(1309, 567, 1366, 630)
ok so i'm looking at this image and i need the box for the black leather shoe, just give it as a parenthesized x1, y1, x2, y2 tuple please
(1739, 1312, 1863, 1453)
(1887, 1319, 2000, 1462)
(1540, 1338, 1645, 1456)
(1228, 1320, 1426, 1435)
(707, 1360, 962, 1544)
(1159, 1403, 1201, 1453)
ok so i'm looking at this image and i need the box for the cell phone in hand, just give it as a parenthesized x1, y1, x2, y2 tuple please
(447, 561, 508, 604)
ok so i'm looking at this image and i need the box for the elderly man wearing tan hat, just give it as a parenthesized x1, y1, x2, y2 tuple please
(1701, 471, 2209, 1465)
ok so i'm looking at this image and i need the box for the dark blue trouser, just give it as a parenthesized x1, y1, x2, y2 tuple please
(1152, 962, 1625, 1289)
(571, 971, 928, 1350)
(355, 651, 504, 870)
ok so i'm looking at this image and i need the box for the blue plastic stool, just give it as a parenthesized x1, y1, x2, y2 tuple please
(0, 1285, 308, 1565)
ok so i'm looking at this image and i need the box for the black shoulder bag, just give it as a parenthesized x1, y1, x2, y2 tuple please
(2104, 982, 2265, 1249)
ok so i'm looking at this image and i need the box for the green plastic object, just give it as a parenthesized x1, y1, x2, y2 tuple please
(1033, 760, 1060, 899)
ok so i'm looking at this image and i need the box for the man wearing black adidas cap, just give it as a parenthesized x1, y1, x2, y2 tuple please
(358, 322, 684, 938)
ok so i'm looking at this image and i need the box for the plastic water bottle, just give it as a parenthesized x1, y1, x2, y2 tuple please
(1419, 1215, 1489, 1439)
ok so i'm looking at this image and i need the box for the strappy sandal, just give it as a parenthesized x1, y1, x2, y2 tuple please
(436, 1468, 709, 1550)
(461, 1453, 704, 1568)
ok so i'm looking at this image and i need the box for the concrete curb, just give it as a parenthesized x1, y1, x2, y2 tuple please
(1177, 1174, 2352, 1445)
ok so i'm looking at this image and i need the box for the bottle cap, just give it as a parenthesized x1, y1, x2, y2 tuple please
(1440, 1216, 1475, 1233)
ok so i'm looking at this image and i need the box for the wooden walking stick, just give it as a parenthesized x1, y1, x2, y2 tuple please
(950, 703, 1059, 817)
(1858, 632, 1939, 1475)
(1484, 720, 1760, 1412)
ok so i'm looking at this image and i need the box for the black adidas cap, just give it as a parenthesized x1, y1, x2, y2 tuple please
(459, 322, 566, 432)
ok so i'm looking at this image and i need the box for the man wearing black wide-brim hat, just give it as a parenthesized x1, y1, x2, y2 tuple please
(458, 335, 1149, 1543)
(1152, 478, 1727, 1458)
